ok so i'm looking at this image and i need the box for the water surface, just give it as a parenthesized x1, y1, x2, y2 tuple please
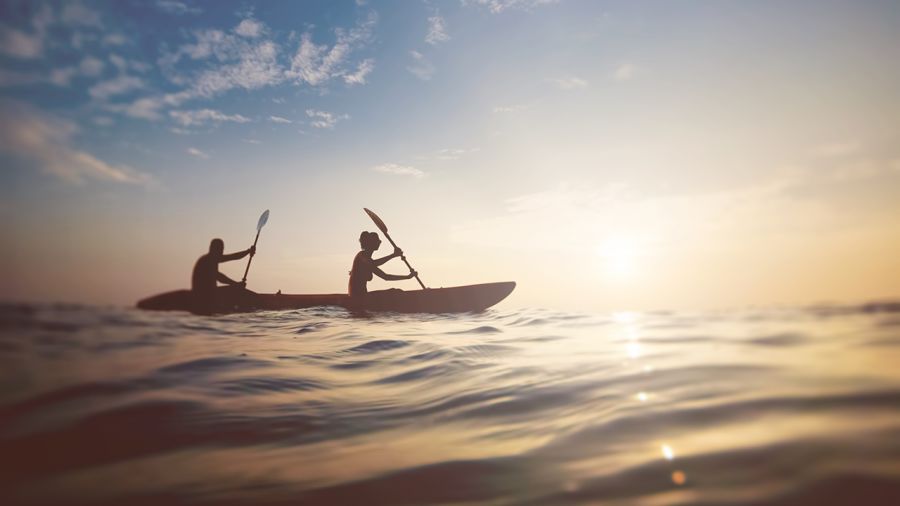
(2, 301, 900, 505)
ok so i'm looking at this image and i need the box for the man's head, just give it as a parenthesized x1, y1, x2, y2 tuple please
(209, 238, 225, 257)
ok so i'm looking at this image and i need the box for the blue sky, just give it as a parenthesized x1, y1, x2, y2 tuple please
(2, 0, 899, 310)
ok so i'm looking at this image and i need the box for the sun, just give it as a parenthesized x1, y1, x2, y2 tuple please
(597, 236, 640, 279)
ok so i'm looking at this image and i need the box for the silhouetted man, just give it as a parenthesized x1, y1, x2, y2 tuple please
(192, 239, 255, 307)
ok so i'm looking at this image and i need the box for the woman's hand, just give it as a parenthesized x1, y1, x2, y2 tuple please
(393, 247, 403, 257)
(407, 270, 417, 279)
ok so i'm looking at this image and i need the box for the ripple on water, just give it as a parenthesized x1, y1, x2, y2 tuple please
(2, 302, 900, 505)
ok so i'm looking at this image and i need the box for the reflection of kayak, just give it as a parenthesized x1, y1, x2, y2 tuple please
(136, 282, 516, 315)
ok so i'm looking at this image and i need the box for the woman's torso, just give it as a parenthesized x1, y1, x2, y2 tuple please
(348, 250, 373, 296)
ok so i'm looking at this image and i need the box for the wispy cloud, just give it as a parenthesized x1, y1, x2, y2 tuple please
(103, 33, 128, 46)
(187, 147, 209, 159)
(613, 63, 640, 81)
(552, 76, 588, 90)
(114, 13, 377, 123)
(306, 109, 348, 129)
(434, 148, 480, 160)
(286, 11, 378, 86)
(465, 0, 560, 14)
(156, 1, 202, 15)
(169, 108, 251, 127)
(60, 2, 103, 28)
(372, 163, 425, 178)
(0, 5, 53, 59)
(344, 58, 374, 85)
(426, 15, 449, 45)
(269, 115, 292, 124)
(407, 50, 435, 81)
(235, 18, 264, 38)
(89, 75, 144, 100)
(493, 104, 528, 113)
(0, 100, 150, 185)
(79, 56, 104, 77)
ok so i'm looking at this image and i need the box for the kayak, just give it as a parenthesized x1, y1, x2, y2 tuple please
(136, 282, 516, 315)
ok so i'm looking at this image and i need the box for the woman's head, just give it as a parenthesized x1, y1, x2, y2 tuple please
(359, 231, 381, 251)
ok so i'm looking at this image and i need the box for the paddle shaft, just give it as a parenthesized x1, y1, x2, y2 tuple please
(381, 231, 426, 289)
(241, 229, 260, 283)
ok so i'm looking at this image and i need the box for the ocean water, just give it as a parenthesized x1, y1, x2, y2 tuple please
(2, 302, 900, 505)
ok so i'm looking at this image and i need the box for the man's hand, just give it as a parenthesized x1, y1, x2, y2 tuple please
(237, 280, 247, 289)
(408, 270, 417, 279)
(393, 247, 403, 257)
(248, 245, 256, 257)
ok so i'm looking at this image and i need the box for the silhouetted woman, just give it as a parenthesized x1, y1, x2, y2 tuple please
(349, 231, 416, 298)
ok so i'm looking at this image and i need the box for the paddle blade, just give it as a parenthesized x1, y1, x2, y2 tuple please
(257, 209, 270, 231)
(364, 208, 388, 234)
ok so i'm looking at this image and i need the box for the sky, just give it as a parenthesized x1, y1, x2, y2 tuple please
(1, 0, 899, 311)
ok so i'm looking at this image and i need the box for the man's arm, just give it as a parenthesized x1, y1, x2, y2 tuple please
(217, 272, 243, 286)
(221, 245, 256, 262)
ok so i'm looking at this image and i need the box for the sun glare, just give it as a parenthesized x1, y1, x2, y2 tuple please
(597, 236, 640, 279)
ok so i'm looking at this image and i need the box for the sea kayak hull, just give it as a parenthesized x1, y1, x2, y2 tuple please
(136, 282, 516, 314)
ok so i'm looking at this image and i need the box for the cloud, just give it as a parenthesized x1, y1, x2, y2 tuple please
(242, 138, 261, 144)
(187, 147, 209, 159)
(426, 15, 449, 45)
(305, 109, 348, 129)
(235, 18, 264, 38)
(0, 4, 53, 59)
(344, 58, 374, 85)
(268, 115, 292, 124)
(465, 0, 560, 14)
(0, 27, 44, 59)
(49, 67, 78, 86)
(407, 50, 435, 81)
(79, 56, 105, 77)
(108, 91, 191, 120)
(190, 41, 282, 96)
(0, 100, 150, 184)
(89, 75, 144, 100)
(434, 147, 480, 160)
(120, 13, 376, 123)
(286, 11, 377, 86)
(372, 163, 425, 178)
(108, 54, 150, 74)
(552, 76, 588, 90)
(169, 108, 251, 127)
(159, 27, 283, 99)
(613, 63, 639, 81)
(60, 2, 103, 28)
(156, 1, 202, 15)
(493, 104, 527, 113)
(103, 33, 128, 46)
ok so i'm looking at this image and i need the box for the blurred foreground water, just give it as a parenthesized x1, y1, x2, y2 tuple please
(2, 301, 900, 505)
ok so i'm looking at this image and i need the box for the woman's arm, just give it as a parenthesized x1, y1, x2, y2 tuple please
(372, 266, 416, 281)
(373, 247, 402, 266)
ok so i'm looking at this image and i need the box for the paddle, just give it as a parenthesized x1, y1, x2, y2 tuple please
(364, 208, 426, 289)
(241, 209, 269, 284)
